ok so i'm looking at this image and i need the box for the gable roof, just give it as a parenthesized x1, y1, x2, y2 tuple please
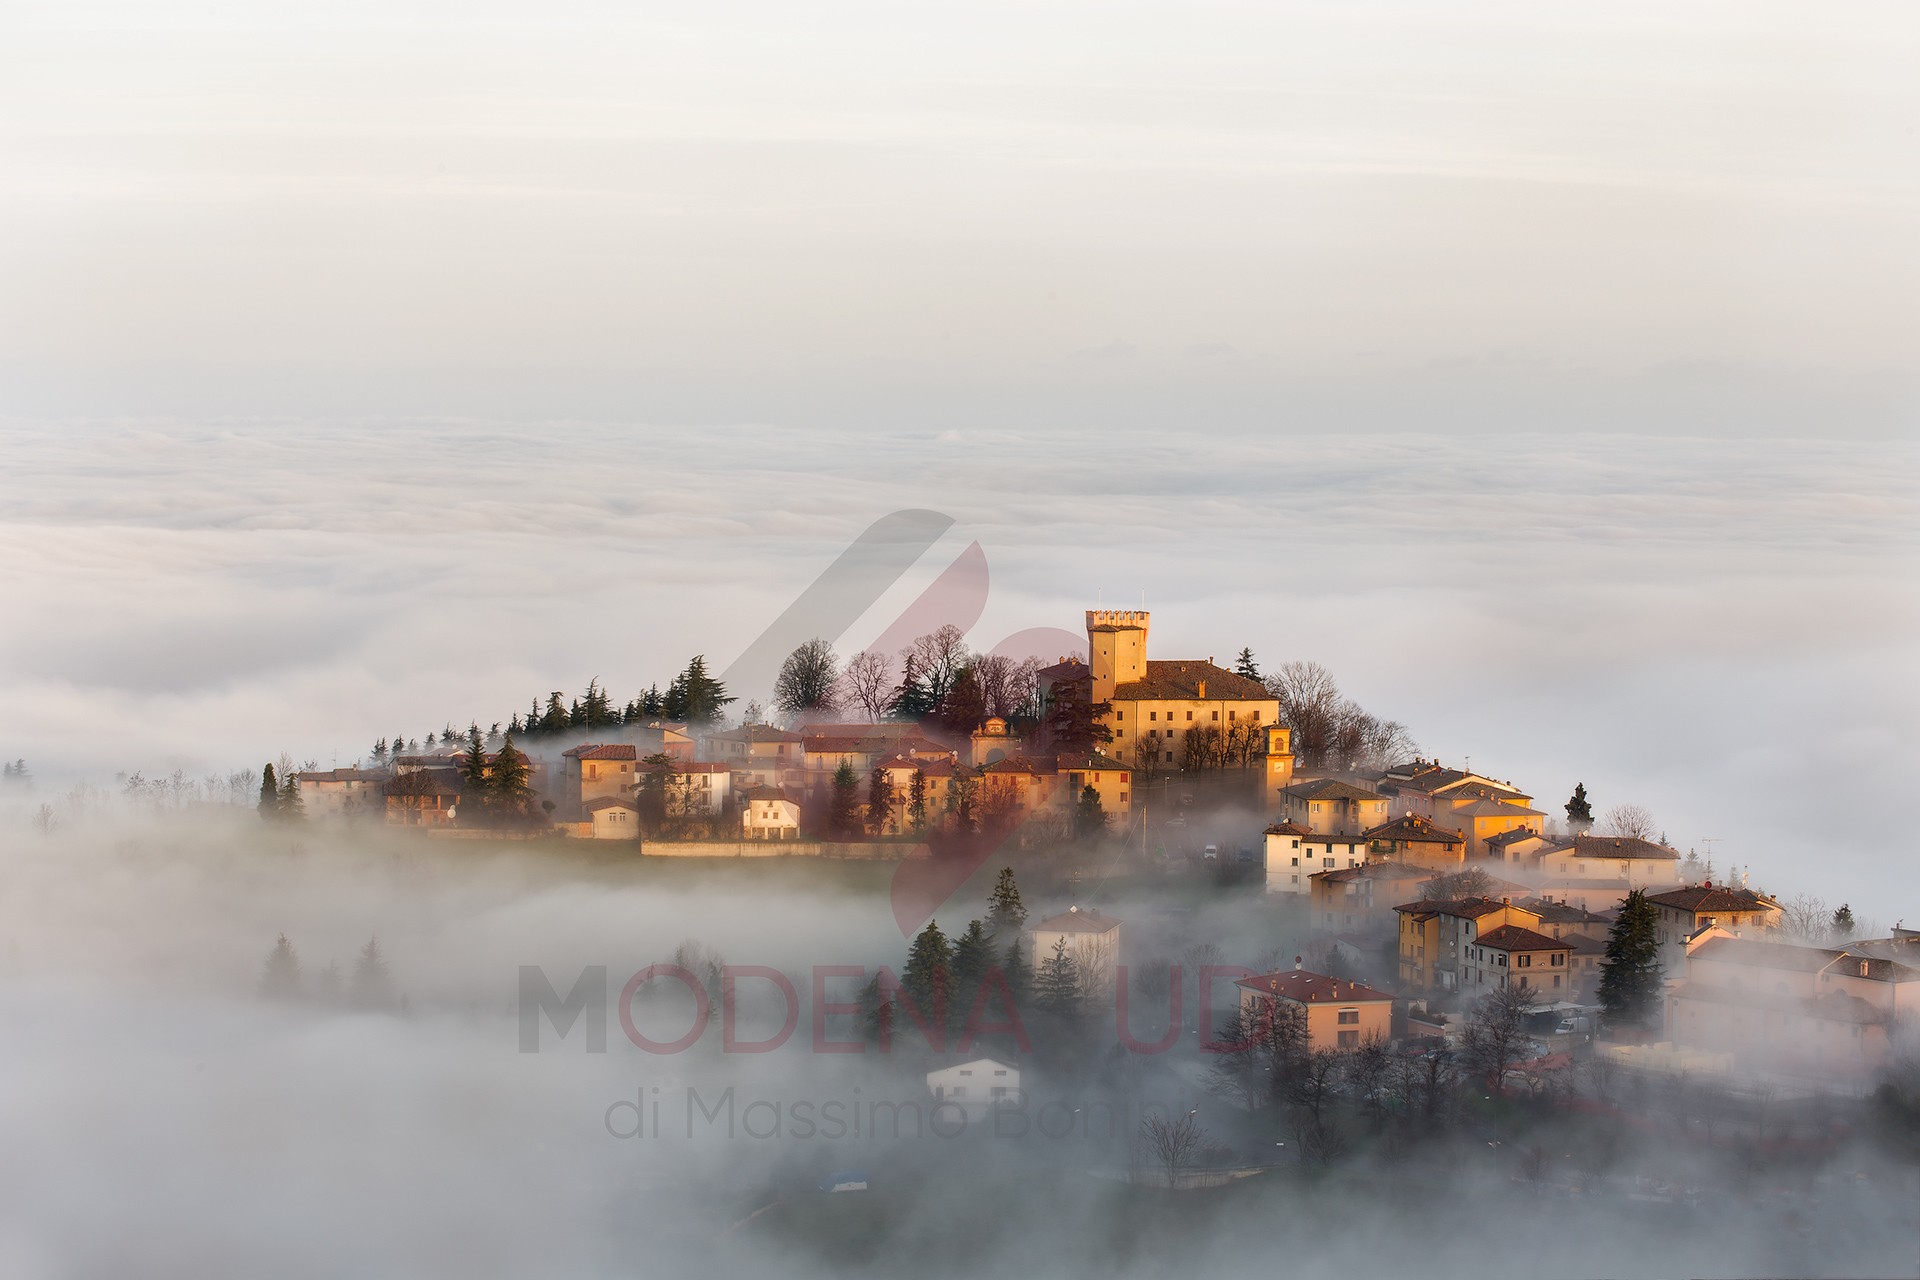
(1362, 814, 1465, 845)
(1235, 969, 1393, 1004)
(1109, 660, 1271, 702)
(1054, 751, 1133, 774)
(1394, 895, 1520, 921)
(1446, 798, 1546, 818)
(1487, 827, 1552, 849)
(1030, 908, 1120, 934)
(586, 796, 639, 812)
(707, 724, 803, 744)
(1561, 835, 1679, 862)
(1474, 924, 1563, 952)
(1646, 885, 1780, 914)
(563, 744, 638, 761)
(1284, 779, 1386, 803)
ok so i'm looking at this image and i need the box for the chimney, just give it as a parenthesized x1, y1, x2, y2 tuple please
(1197, 679, 1207, 698)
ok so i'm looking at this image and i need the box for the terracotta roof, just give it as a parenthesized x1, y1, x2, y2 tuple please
(1054, 751, 1133, 774)
(1526, 901, 1610, 925)
(1646, 885, 1780, 914)
(1235, 969, 1393, 1004)
(1311, 861, 1431, 886)
(1442, 780, 1533, 803)
(296, 768, 384, 783)
(1563, 835, 1679, 861)
(675, 761, 732, 774)
(384, 770, 462, 797)
(1284, 779, 1386, 803)
(563, 744, 638, 761)
(1446, 798, 1546, 818)
(1362, 814, 1465, 845)
(1394, 895, 1519, 920)
(708, 724, 802, 744)
(1037, 659, 1089, 680)
(1030, 908, 1120, 934)
(805, 733, 951, 757)
(1264, 822, 1312, 837)
(1109, 661, 1271, 702)
(978, 755, 1054, 777)
(743, 786, 800, 803)
(1474, 924, 1563, 952)
(1487, 827, 1551, 849)
(586, 796, 638, 812)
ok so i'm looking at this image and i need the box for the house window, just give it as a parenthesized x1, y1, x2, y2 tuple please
(1228, 710, 1236, 721)
(1337, 1030, 1359, 1048)
(1337, 1009, 1359, 1025)
(1185, 710, 1193, 721)
(1211, 711, 1219, 721)
(1149, 711, 1157, 721)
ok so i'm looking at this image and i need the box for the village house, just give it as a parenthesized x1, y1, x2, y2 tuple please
(1461, 923, 1571, 997)
(1484, 827, 1559, 865)
(740, 787, 802, 840)
(1278, 779, 1390, 838)
(1028, 906, 1122, 1000)
(1263, 822, 1371, 891)
(294, 767, 385, 819)
(967, 717, 1023, 767)
(1667, 933, 1920, 1081)
(1308, 861, 1432, 937)
(1645, 883, 1783, 975)
(383, 768, 461, 827)
(560, 744, 638, 819)
(1236, 962, 1395, 1051)
(801, 725, 955, 794)
(704, 724, 804, 790)
(1054, 751, 1134, 823)
(925, 1057, 1022, 1116)
(586, 796, 640, 840)
(658, 760, 733, 817)
(1395, 896, 1545, 993)
(1363, 813, 1467, 868)
(1531, 835, 1684, 903)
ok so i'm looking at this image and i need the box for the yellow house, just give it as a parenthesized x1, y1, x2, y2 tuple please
(1362, 813, 1467, 868)
(1646, 883, 1782, 974)
(1279, 779, 1389, 837)
(1395, 897, 1544, 993)
(1461, 924, 1571, 997)
(1236, 965, 1394, 1051)
(560, 743, 638, 818)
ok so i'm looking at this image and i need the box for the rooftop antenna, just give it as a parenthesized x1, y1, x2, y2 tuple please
(1699, 837, 1721, 865)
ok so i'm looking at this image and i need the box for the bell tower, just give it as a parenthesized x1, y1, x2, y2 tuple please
(1263, 723, 1295, 813)
(1085, 610, 1149, 701)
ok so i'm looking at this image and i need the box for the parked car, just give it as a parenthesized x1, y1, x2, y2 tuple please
(1202, 844, 1219, 860)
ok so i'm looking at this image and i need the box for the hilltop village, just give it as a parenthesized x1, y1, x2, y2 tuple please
(271, 608, 1916, 1106)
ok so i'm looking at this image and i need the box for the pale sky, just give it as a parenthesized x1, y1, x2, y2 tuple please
(1, 0, 1915, 427)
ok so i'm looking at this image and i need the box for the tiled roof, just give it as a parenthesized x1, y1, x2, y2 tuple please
(1646, 885, 1779, 914)
(1054, 751, 1133, 774)
(805, 733, 951, 757)
(1284, 779, 1386, 803)
(675, 761, 732, 774)
(1109, 661, 1271, 702)
(1526, 901, 1609, 924)
(1235, 969, 1393, 1004)
(1487, 827, 1551, 848)
(1394, 895, 1517, 920)
(1030, 908, 1120, 934)
(708, 724, 803, 744)
(978, 755, 1054, 777)
(1564, 835, 1679, 861)
(586, 796, 638, 811)
(1447, 798, 1546, 818)
(1362, 814, 1464, 844)
(1264, 822, 1312, 837)
(742, 786, 801, 803)
(563, 744, 638, 761)
(296, 768, 384, 782)
(1474, 924, 1563, 952)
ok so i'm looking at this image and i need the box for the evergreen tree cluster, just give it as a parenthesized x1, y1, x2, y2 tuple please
(257, 932, 400, 1012)
(871, 867, 1043, 1050)
(256, 761, 306, 823)
(1598, 889, 1665, 1029)
(0, 759, 30, 789)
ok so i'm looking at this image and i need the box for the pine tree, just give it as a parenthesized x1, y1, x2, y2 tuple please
(887, 654, 935, 720)
(1233, 648, 1260, 680)
(277, 768, 304, 821)
(1565, 783, 1594, 831)
(865, 766, 894, 835)
(901, 920, 954, 1031)
(393, 731, 409, 758)
(371, 737, 388, 765)
(526, 699, 543, 736)
(582, 678, 615, 728)
(934, 665, 986, 736)
(640, 684, 665, 717)
(858, 972, 893, 1044)
(1598, 889, 1664, 1029)
(541, 692, 569, 734)
(1002, 938, 1033, 1010)
(950, 920, 993, 1017)
(1042, 678, 1114, 754)
(1074, 784, 1106, 842)
(829, 761, 861, 837)
(350, 937, 394, 1011)
(487, 732, 535, 824)
(676, 655, 734, 726)
(259, 933, 303, 1001)
(458, 725, 489, 823)
(1832, 903, 1857, 940)
(568, 697, 587, 728)
(257, 763, 279, 821)
(508, 712, 524, 736)
(907, 769, 929, 831)
(1036, 937, 1082, 1020)
(985, 867, 1027, 944)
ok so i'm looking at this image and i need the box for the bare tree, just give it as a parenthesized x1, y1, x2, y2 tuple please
(1288, 1047, 1345, 1123)
(1600, 803, 1659, 842)
(1138, 1111, 1207, 1186)
(1296, 1113, 1348, 1167)
(835, 650, 893, 722)
(773, 638, 841, 723)
(1423, 868, 1496, 901)
(901, 625, 971, 707)
(1778, 893, 1832, 944)
(1463, 982, 1536, 1089)
(1265, 661, 1344, 770)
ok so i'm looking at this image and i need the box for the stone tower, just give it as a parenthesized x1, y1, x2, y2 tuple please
(1085, 610, 1149, 702)
(1263, 722, 1295, 813)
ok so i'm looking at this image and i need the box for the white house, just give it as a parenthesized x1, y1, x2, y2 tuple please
(1265, 822, 1368, 893)
(741, 787, 802, 840)
(925, 1057, 1021, 1118)
(587, 797, 640, 840)
(1027, 907, 1122, 1000)
(667, 761, 734, 817)
(294, 768, 385, 819)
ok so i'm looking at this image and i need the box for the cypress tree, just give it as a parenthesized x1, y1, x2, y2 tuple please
(488, 732, 535, 824)
(257, 763, 279, 821)
(277, 768, 304, 820)
(1565, 783, 1594, 831)
(1598, 889, 1665, 1029)
(1074, 784, 1106, 842)
(1233, 648, 1260, 680)
(865, 766, 894, 835)
(907, 769, 928, 831)
(829, 760, 861, 837)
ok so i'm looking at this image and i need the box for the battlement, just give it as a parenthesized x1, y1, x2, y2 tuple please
(1085, 609, 1150, 631)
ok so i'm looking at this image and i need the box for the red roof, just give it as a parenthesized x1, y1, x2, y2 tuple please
(1474, 924, 1563, 952)
(563, 744, 638, 761)
(1235, 969, 1393, 1004)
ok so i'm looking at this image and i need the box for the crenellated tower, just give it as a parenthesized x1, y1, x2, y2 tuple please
(1085, 609, 1149, 702)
